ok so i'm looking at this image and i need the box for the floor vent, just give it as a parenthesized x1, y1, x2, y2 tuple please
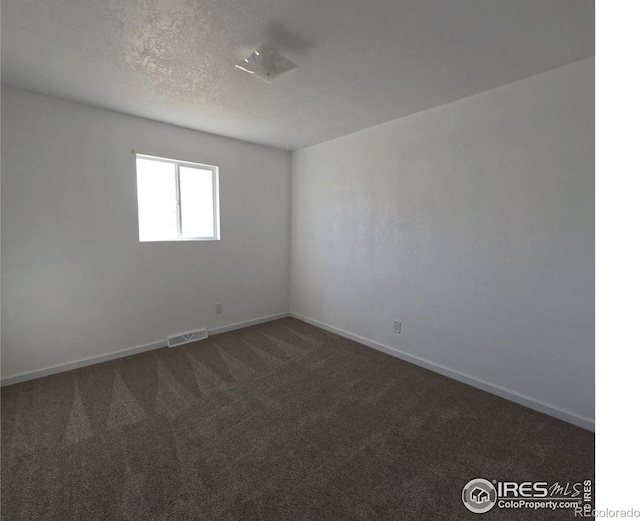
(167, 328, 208, 348)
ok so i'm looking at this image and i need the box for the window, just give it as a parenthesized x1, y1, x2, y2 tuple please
(135, 154, 219, 242)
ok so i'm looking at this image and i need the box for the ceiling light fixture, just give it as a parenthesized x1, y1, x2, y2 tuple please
(235, 45, 298, 83)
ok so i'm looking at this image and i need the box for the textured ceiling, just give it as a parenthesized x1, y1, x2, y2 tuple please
(1, 0, 594, 150)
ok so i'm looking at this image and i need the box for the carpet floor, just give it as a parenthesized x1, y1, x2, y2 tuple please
(1, 318, 594, 520)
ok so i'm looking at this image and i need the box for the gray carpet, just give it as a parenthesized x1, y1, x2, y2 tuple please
(1, 318, 594, 520)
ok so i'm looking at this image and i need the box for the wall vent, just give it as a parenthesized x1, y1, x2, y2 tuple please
(167, 328, 208, 348)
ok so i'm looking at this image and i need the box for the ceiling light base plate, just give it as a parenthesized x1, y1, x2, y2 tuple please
(235, 45, 298, 83)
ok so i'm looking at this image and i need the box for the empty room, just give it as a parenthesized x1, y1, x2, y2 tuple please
(1, 0, 610, 519)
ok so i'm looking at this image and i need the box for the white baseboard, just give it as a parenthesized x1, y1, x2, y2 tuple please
(205, 312, 288, 336)
(290, 312, 595, 432)
(0, 312, 289, 387)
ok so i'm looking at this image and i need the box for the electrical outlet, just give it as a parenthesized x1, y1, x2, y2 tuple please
(215, 303, 223, 314)
(393, 321, 401, 334)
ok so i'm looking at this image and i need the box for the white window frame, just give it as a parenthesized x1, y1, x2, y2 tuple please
(135, 153, 220, 242)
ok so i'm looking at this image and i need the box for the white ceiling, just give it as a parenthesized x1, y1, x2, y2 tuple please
(1, 0, 594, 150)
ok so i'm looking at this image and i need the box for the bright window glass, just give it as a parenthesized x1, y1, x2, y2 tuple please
(135, 155, 219, 242)
(179, 166, 215, 238)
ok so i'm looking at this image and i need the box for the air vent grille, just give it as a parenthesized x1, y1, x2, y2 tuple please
(167, 328, 208, 348)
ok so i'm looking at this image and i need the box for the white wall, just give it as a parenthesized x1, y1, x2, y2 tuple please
(1, 86, 290, 380)
(290, 59, 594, 427)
